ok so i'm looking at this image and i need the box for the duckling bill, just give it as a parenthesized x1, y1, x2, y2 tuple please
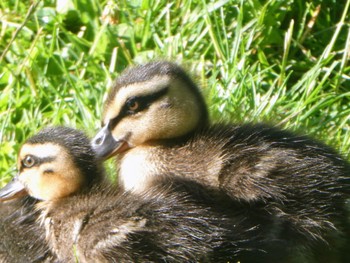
(0, 177, 28, 201)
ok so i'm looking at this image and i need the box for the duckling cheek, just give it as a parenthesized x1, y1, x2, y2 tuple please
(140, 107, 190, 140)
(21, 171, 46, 200)
(125, 106, 171, 144)
(27, 183, 46, 200)
(34, 173, 83, 201)
(111, 120, 135, 145)
(52, 170, 84, 199)
(149, 99, 199, 139)
(20, 171, 51, 200)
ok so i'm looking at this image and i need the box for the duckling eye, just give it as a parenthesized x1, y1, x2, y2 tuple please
(126, 99, 139, 112)
(22, 155, 36, 168)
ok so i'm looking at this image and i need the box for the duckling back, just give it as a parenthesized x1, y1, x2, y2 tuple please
(42, 181, 230, 262)
(0, 197, 53, 263)
(40, 178, 311, 263)
(117, 123, 350, 262)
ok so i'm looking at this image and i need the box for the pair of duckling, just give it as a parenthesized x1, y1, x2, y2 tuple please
(1, 61, 350, 262)
(1, 127, 278, 263)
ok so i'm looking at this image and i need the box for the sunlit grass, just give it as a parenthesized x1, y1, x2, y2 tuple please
(0, 0, 349, 186)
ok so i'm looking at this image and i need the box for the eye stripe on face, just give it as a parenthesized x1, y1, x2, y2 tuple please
(20, 155, 56, 172)
(108, 87, 169, 129)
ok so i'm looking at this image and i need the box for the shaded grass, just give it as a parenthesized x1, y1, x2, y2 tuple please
(0, 0, 349, 185)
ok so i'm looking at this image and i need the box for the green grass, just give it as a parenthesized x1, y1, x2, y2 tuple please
(0, 0, 349, 186)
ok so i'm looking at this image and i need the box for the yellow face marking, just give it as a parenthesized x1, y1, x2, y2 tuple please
(19, 143, 61, 162)
(103, 75, 172, 123)
(17, 143, 84, 201)
(103, 75, 203, 147)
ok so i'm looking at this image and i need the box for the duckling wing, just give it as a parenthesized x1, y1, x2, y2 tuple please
(43, 184, 268, 262)
(0, 197, 54, 263)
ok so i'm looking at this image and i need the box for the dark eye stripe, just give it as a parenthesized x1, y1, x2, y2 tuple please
(40, 156, 56, 164)
(20, 156, 56, 171)
(109, 87, 168, 129)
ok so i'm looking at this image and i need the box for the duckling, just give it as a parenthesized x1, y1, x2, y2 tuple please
(0, 125, 101, 263)
(91, 61, 350, 261)
(1, 126, 282, 263)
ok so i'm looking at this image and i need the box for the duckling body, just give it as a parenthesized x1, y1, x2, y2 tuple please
(0, 198, 53, 263)
(39, 181, 261, 263)
(92, 61, 350, 261)
(2, 126, 290, 263)
(117, 123, 350, 260)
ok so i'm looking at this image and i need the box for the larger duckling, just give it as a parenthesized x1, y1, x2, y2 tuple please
(1, 126, 280, 263)
(91, 61, 350, 261)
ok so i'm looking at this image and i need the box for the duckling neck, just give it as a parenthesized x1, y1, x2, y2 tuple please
(35, 180, 105, 223)
(118, 128, 223, 193)
(117, 131, 195, 192)
(118, 145, 161, 193)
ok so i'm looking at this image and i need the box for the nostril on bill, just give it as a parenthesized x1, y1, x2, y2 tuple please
(94, 136, 104, 146)
(92, 129, 108, 147)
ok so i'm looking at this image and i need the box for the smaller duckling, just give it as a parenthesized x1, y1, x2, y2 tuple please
(0, 126, 267, 262)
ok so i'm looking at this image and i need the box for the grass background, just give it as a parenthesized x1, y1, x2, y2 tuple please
(0, 0, 349, 186)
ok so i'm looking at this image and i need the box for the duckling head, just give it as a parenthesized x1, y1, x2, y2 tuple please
(0, 127, 101, 202)
(92, 61, 209, 159)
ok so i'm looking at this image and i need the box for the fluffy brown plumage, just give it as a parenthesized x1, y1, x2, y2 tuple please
(2, 126, 294, 263)
(0, 197, 53, 263)
(92, 61, 350, 262)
